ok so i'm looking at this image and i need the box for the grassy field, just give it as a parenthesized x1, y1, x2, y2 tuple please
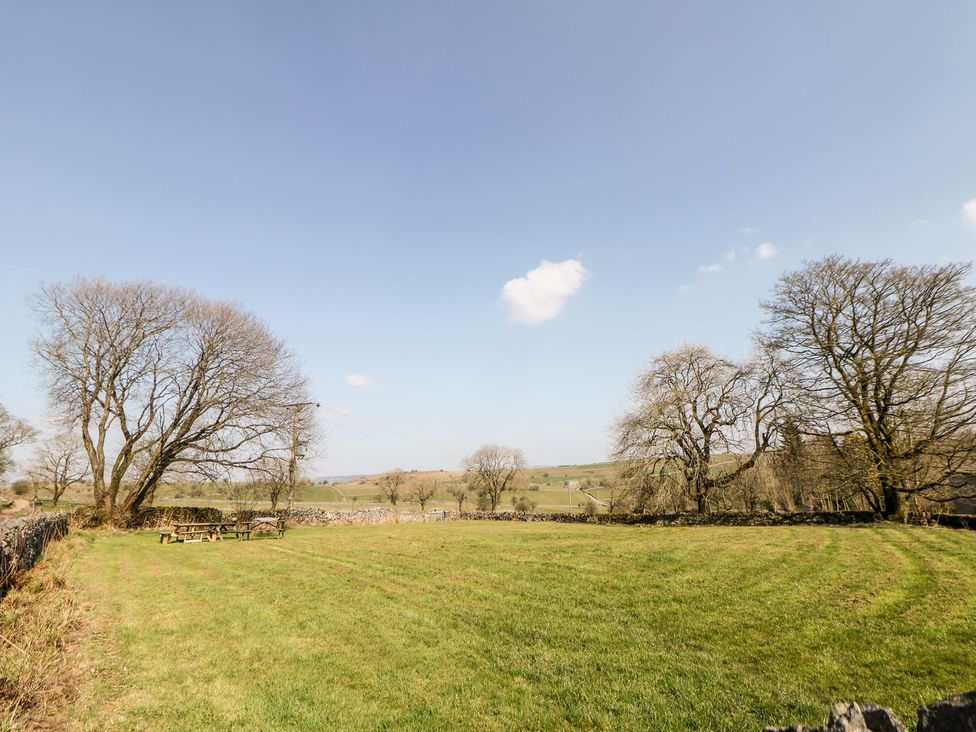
(50, 522, 976, 730)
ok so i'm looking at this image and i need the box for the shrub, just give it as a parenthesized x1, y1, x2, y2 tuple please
(475, 493, 491, 511)
(512, 495, 537, 513)
(11, 480, 31, 496)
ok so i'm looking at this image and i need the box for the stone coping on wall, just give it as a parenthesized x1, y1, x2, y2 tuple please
(0, 512, 69, 594)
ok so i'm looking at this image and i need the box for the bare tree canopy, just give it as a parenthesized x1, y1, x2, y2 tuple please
(378, 470, 406, 506)
(410, 480, 436, 511)
(248, 456, 290, 512)
(31, 431, 89, 506)
(762, 256, 976, 516)
(0, 404, 35, 480)
(446, 481, 471, 512)
(462, 444, 526, 512)
(613, 344, 787, 513)
(31, 278, 312, 524)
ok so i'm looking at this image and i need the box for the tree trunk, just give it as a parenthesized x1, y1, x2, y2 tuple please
(881, 483, 901, 519)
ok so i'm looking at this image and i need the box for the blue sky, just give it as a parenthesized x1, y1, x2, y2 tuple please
(2, 2, 975, 475)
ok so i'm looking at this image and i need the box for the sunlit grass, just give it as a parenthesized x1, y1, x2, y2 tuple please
(64, 522, 976, 730)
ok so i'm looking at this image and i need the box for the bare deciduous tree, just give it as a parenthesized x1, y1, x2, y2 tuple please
(31, 278, 311, 525)
(249, 457, 290, 512)
(31, 432, 89, 507)
(378, 469, 406, 506)
(613, 345, 788, 513)
(0, 404, 34, 482)
(225, 480, 259, 521)
(462, 444, 526, 512)
(410, 480, 436, 512)
(446, 480, 471, 512)
(762, 257, 976, 517)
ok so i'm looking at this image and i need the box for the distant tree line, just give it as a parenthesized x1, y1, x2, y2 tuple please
(3, 257, 975, 524)
(614, 256, 976, 518)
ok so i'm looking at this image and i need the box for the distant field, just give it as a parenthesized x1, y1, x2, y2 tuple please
(58, 522, 976, 730)
(21, 461, 625, 515)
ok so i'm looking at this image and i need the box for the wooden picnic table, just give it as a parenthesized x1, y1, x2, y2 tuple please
(159, 518, 285, 544)
(159, 521, 236, 544)
(235, 516, 286, 540)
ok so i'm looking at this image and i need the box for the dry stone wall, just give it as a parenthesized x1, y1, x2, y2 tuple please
(0, 512, 68, 594)
(114, 505, 974, 531)
(763, 691, 976, 731)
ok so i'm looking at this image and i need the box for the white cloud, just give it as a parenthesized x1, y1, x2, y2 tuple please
(961, 199, 976, 231)
(724, 248, 737, 261)
(739, 226, 758, 236)
(697, 262, 724, 274)
(500, 258, 588, 324)
(344, 374, 374, 388)
(910, 218, 931, 228)
(676, 284, 695, 295)
(755, 242, 778, 259)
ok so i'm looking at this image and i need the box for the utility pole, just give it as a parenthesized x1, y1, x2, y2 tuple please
(284, 401, 319, 517)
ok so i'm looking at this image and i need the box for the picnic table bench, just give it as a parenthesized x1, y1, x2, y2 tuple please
(235, 516, 286, 540)
(159, 521, 236, 544)
(159, 517, 286, 544)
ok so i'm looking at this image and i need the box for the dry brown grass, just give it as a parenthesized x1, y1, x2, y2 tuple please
(0, 534, 90, 731)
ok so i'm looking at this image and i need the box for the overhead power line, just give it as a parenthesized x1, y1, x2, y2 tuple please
(321, 416, 461, 464)
(321, 407, 461, 462)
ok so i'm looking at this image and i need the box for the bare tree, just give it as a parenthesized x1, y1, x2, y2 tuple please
(613, 345, 788, 513)
(225, 480, 259, 521)
(249, 457, 290, 512)
(378, 470, 406, 506)
(31, 432, 89, 507)
(462, 444, 526, 512)
(31, 278, 311, 525)
(603, 480, 626, 515)
(0, 404, 34, 482)
(762, 257, 976, 517)
(410, 480, 436, 512)
(446, 480, 471, 512)
(769, 417, 810, 510)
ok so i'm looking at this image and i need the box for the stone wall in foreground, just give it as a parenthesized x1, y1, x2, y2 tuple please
(0, 512, 69, 594)
(763, 690, 976, 731)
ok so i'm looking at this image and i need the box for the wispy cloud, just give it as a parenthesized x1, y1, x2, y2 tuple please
(739, 226, 759, 236)
(755, 242, 778, 259)
(961, 198, 976, 231)
(697, 263, 724, 274)
(724, 248, 737, 261)
(909, 218, 931, 228)
(344, 374, 374, 388)
(500, 258, 589, 324)
(676, 284, 695, 295)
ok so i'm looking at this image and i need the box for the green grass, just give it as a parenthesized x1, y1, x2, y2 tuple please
(59, 522, 976, 730)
